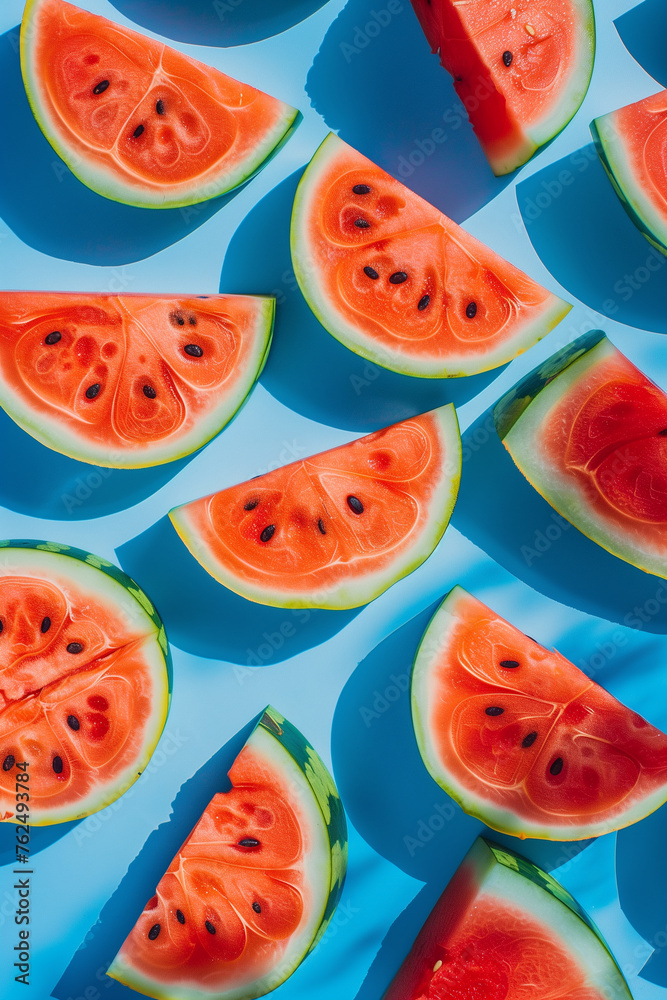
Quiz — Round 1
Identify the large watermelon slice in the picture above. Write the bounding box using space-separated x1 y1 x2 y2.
384 837 631 1000
20 0 300 208
0 291 273 469
410 0 596 175
494 330 667 579
291 134 570 378
108 706 347 1000
591 90 667 256
169 405 461 609
411 586 667 840
0 540 170 826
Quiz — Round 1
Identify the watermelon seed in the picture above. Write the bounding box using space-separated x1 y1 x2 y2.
465 301 477 318
188 315 197 325
418 295 430 311
502 50 513 66
389 271 408 284
176 910 185 924
658 429 667 436
85 383 101 400
156 99 165 115
354 219 370 229
364 266 379 280
485 706 504 716
260 525 276 543
549 757 564 775
143 385 157 399
353 184 371 194
499 659 519 668
41 616 51 633
244 500 259 511
92 80 109 95
171 312 185 326
133 124 145 138
67 715 80 731
2 755 15 771
52 756 64 774
252 902 262 914
318 519 327 535
347 496 364 514
148 924 161 940
521 731 537 748
433 960 443 972
525 23 536 35
238 838 260 847
184 344 203 357
205 921 216 935
45 331 61 345
0 621 3 633
67 642 84 654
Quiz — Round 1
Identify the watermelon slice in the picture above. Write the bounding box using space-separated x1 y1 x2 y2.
108 706 347 1000
20 0 301 209
291 134 570 378
0 540 170 826
411 586 667 840
0 291 273 469
169 405 461 609
591 90 667 256
494 330 667 579
410 0 596 175
385 837 631 1000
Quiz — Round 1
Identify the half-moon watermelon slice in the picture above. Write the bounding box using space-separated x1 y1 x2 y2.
291 134 570 378
591 90 667 256
410 0 596 175
21 0 301 208
108 706 347 1000
384 837 631 1000
0 291 274 469
0 540 170 826
494 330 667 578
169 405 461 609
411 586 667 840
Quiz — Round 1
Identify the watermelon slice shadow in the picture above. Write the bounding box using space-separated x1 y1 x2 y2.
615 0 667 90
116 516 362 662
0 27 236 265
220 170 504 433
516 145 667 334
452 408 667 632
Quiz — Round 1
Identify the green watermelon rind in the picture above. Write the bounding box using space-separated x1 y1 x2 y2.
411 585 667 840
107 705 347 1000
494 331 667 580
168 404 462 610
0 540 171 826
0 295 275 469
591 109 667 258
290 133 572 377
20 0 302 210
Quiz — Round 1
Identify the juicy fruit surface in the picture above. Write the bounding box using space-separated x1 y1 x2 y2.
293 136 568 376
0 292 272 467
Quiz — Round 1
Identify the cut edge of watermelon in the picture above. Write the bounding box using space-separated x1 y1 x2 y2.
168 404 462 610
20 0 302 209
0 295 275 469
290 133 571 376
591 108 667 258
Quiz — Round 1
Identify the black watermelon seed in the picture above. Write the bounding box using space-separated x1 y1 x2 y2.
252 902 262 914
502 50 513 67
143 385 157 399
133 124 145 138
148 923 161 940
67 715 80 731
318 518 327 535
658 429 667 436
156 99 165 115
522 731 538 748
41 616 51 633
500 659 519 669
454 74 462 81
418 295 430 311
347 495 364 514
244 499 259 511
238 838 260 848
184 343 203 357
364 266 379 280
67 642 83 654
0 621 3 634
205 920 216 935
45 331 61 345
93 80 110 95
260 525 275 543
2 754 15 771
389 271 408 284
176 909 185 924
188 315 197 325
52 756 64 774
353 184 371 194
485 706 504 716
465 301 478 318
85 383 101 400
172 313 185 326
550 757 564 776
354 218 370 229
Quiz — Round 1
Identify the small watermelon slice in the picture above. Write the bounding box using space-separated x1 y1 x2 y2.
494 330 667 578
411 586 667 840
291 134 570 378
591 90 667 256
384 837 631 1000
21 0 301 208
108 706 347 1000
0 291 274 469
410 0 596 175
0 540 170 826
169 406 461 609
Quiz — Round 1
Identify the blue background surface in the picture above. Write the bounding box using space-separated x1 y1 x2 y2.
1 0 667 998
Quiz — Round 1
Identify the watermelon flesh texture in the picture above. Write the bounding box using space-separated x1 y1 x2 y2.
494 330 667 578
108 706 347 1000
20 0 301 208
384 837 632 1000
169 405 461 610
0 541 170 826
411 586 667 840
291 134 571 377
591 90 667 256
410 0 595 175
0 292 274 469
